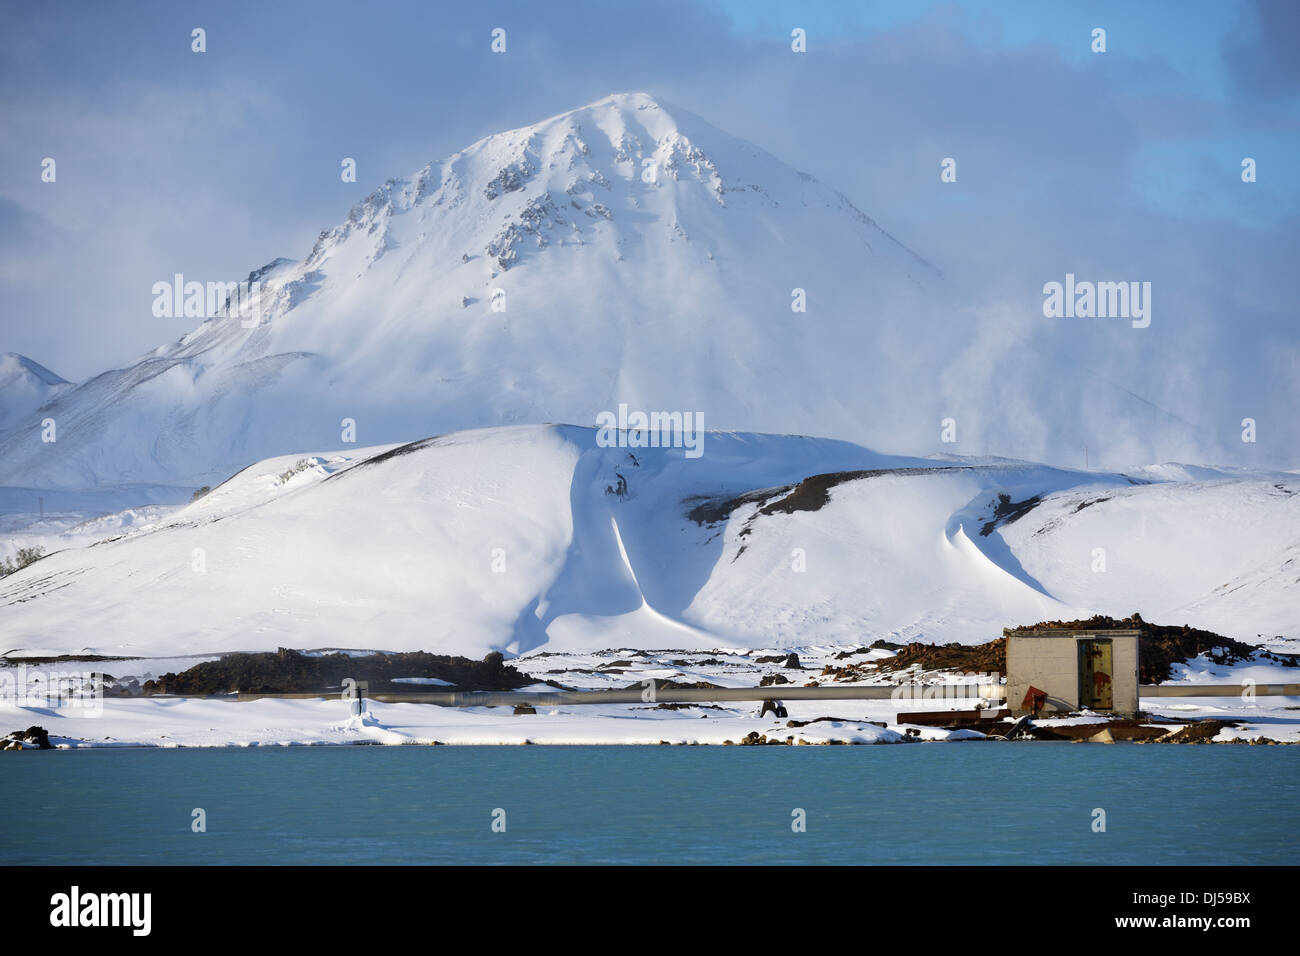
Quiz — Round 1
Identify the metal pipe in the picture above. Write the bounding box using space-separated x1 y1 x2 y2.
1139 683 1300 698
238 682 1009 707
231 682 1300 706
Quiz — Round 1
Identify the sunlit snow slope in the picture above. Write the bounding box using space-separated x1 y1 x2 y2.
2 425 1294 658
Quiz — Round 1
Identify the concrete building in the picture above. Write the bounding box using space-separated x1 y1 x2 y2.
1005 628 1140 717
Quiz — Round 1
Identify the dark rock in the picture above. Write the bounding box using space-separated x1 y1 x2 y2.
3 726 52 750
142 648 531 696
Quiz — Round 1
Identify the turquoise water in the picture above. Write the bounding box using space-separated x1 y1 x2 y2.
2 744 1296 865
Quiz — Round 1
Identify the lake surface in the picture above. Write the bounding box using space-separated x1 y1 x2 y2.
3 744 1297 865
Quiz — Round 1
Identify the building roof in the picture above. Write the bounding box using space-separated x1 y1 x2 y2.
1003 628 1141 639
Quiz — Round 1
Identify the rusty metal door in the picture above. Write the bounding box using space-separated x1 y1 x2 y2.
1079 639 1113 710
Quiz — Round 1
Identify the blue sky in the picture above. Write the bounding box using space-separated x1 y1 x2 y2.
1 0 1296 462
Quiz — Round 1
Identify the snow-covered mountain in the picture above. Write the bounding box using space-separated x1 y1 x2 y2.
0 92 939 489
2 424 1295 659
3 94 1293 662
0 353 71 434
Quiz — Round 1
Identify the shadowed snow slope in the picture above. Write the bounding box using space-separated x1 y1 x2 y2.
0 92 938 489
1 425 1295 658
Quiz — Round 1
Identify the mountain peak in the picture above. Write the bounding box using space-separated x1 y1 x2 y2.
1 352 69 388
576 90 668 110
0 353 72 434
552 91 681 132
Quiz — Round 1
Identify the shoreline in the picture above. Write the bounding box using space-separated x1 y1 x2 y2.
6 700 1297 750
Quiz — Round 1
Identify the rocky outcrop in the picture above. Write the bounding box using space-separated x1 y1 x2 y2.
3 726 53 750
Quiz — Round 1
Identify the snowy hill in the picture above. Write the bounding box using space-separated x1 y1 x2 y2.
0 353 71 434
0 92 938 489
2 425 1295 659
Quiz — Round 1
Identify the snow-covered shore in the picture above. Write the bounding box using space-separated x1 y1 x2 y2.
5 643 1296 748
6 691 1297 749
